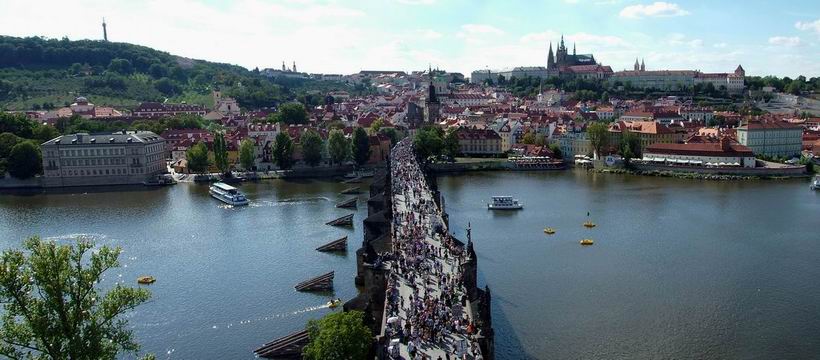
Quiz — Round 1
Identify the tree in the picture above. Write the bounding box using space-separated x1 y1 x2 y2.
521 131 536 145
300 130 324 167
273 132 294 169
442 127 460 158
0 237 152 360
0 132 20 158
7 141 42 179
327 129 349 166
351 127 371 166
548 143 562 158
239 139 255 171
586 122 610 159
303 311 372 360
153 78 179 96
213 132 229 173
379 128 399 146
32 125 59 143
186 142 210 173
273 103 308 125
107 58 133 75
413 127 443 160
370 118 384 134
620 130 641 165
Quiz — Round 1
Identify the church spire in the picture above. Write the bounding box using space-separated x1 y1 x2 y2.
560 34 565 51
293 61 297 73
573 42 576 56
547 42 555 69
640 58 645 71
634 58 640 71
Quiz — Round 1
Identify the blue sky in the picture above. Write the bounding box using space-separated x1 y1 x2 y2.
0 0 818 77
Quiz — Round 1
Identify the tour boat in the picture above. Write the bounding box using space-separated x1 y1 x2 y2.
544 227 556 235
137 275 156 284
209 182 249 206
811 175 820 190
488 196 523 210
580 239 594 246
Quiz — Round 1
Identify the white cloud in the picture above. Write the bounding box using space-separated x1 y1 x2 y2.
795 19 820 34
713 42 727 48
459 24 504 35
666 33 703 48
619 2 690 19
416 29 443 39
768 36 801 47
396 0 437 4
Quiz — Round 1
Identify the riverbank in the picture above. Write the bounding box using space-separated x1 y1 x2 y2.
592 166 812 180
430 157 565 173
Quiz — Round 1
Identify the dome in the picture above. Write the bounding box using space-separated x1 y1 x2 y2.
75 96 88 103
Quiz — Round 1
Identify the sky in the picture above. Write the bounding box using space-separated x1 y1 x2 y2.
0 0 818 78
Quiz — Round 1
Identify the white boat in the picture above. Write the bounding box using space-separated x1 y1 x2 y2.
811 175 820 190
488 196 523 210
209 182 249 206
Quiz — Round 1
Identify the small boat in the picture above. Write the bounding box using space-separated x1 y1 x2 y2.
811 175 820 190
488 196 523 210
580 239 594 246
544 227 556 235
583 221 596 228
327 298 342 308
209 182 249 206
137 276 156 284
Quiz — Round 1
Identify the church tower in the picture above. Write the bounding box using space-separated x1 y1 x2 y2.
292 61 297 73
102 18 108 42
640 59 645 71
634 58 640 71
423 72 440 124
282 61 286 71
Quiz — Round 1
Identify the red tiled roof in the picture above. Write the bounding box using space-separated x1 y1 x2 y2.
645 142 753 157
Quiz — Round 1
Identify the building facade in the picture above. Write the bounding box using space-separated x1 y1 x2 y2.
644 137 756 167
41 131 167 187
457 128 503 156
736 120 803 157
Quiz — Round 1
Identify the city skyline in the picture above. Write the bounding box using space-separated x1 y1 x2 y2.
0 0 818 78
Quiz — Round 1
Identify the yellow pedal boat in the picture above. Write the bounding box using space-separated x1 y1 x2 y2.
327 298 342 308
580 239 594 245
137 276 156 285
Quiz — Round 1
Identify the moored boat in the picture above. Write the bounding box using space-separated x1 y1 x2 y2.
488 196 523 210
209 182 249 206
811 175 820 190
580 239 594 246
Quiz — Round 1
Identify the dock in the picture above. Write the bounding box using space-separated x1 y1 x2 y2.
294 271 334 291
340 186 360 195
325 214 354 227
316 236 348 252
254 329 310 359
335 197 357 209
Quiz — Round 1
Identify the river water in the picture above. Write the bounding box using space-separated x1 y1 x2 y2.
0 171 818 359
438 170 820 359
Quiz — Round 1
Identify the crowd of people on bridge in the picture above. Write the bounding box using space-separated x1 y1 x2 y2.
383 139 483 360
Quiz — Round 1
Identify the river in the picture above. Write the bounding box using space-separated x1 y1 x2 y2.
0 171 818 359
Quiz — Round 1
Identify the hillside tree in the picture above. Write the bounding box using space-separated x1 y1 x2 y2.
300 129 324 167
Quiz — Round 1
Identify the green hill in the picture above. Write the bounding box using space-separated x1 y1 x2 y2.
0 36 353 111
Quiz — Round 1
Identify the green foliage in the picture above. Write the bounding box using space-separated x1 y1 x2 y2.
351 127 371 166
586 122 610 158
239 139 255 170
107 58 133 75
186 142 210 173
300 129 324 167
7 140 42 179
153 77 180 97
620 130 641 164
212 132 229 173
413 126 443 160
443 127 460 158
272 103 308 125
0 236 152 360
273 132 294 170
548 142 562 158
327 129 350 166
0 112 35 138
32 124 59 143
521 131 536 145
378 128 399 146
370 118 384 134
0 132 20 158
303 311 372 360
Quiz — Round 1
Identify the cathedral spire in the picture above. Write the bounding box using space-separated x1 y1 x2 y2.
573 42 576 56
640 58 645 71
547 42 555 69
634 58 640 71
560 34 565 51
